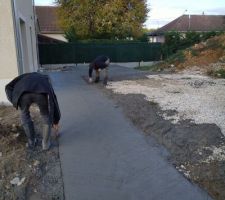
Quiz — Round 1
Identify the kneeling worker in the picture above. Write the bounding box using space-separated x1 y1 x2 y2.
5 72 61 150
89 55 110 85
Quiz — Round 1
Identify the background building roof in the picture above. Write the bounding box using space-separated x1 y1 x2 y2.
149 15 225 35
36 6 63 34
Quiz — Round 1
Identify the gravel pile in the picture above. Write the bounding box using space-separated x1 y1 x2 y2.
107 72 225 136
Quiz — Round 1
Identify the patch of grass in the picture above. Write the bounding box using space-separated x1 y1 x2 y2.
207 68 225 79
166 50 186 64
190 49 199 56
215 69 225 78
136 50 187 72
205 39 223 50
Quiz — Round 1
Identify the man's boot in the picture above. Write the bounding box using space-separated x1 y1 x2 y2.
42 124 51 150
95 76 100 83
23 121 36 149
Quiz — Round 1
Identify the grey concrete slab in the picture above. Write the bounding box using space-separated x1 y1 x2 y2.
111 61 160 68
49 65 212 200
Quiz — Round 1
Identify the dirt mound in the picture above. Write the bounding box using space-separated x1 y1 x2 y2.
179 49 224 68
178 34 225 70
154 34 225 77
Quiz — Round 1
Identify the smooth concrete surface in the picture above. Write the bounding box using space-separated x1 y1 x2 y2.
42 61 160 71
49 65 212 200
112 61 160 68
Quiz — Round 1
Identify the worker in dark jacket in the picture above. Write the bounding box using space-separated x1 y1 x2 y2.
89 55 110 85
5 72 61 150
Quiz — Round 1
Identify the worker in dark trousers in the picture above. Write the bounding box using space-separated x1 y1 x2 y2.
5 72 61 150
89 55 110 85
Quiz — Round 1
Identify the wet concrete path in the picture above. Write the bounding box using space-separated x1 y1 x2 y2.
49 65 211 200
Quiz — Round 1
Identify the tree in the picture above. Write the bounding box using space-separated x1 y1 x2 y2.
56 0 149 40
137 28 155 42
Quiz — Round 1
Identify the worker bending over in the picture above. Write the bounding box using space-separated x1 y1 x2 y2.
5 72 61 150
89 55 110 85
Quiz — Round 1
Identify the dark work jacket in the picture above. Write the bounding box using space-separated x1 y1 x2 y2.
89 55 110 78
5 72 61 125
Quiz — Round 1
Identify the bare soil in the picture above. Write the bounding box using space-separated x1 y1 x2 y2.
181 34 225 71
0 105 64 200
96 79 225 200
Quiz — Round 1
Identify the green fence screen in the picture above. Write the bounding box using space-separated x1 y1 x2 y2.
38 42 162 64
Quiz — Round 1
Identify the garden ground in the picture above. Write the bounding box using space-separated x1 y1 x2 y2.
0 105 63 200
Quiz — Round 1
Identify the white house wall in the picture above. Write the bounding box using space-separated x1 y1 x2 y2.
14 0 38 74
0 0 39 103
149 36 165 43
0 0 18 79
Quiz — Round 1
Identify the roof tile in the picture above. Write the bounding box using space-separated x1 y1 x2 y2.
150 15 225 35
35 6 63 34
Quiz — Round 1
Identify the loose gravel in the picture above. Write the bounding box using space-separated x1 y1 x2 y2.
107 72 225 136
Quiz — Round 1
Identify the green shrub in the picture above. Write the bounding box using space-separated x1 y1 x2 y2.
190 49 199 56
162 31 224 59
200 31 217 41
166 50 185 63
206 38 223 49
215 69 225 78
207 68 225 79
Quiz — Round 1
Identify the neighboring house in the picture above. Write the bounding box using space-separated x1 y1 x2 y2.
148 15 225 43
0 0 39 103
35 6 67 42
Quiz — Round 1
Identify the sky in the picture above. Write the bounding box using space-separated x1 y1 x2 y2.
35 0 225 29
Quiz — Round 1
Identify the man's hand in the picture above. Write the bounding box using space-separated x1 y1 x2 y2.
53 124 60 137
89 78 93 83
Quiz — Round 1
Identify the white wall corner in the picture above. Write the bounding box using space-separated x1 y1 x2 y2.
0 79 12 104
